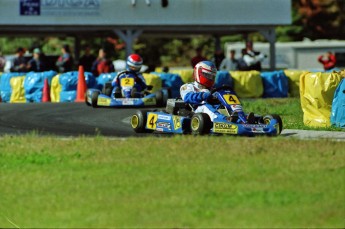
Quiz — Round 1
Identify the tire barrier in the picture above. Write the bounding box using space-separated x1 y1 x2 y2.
230 70 263 98
151 72 183 98
300 71 343 127
260 70 288 98
331 77 345 127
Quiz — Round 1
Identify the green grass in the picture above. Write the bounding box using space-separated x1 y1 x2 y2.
241 97 343 131
1 135 344 228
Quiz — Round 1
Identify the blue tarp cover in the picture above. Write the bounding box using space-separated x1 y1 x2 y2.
261 70 289 98
331 78 345 128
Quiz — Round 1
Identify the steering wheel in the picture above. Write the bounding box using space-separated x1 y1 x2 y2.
210 85 233 95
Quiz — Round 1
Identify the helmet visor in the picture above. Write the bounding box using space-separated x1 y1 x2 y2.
198 67 215 81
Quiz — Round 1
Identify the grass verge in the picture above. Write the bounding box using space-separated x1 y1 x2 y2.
0 135 344 228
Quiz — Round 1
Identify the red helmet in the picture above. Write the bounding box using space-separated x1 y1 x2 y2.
194 61 217 88
127 54 143 72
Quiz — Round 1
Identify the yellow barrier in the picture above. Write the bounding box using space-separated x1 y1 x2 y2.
143 73 162 93
9 76 26 103
230 70 263 98
170 69 193 83
300 71 343 127
50 75 62 103
284 69 307 97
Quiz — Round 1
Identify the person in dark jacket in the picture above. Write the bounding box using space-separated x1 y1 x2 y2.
56 44 74 73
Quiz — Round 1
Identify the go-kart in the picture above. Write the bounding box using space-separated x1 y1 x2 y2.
85 71 169 108
130 86 283 136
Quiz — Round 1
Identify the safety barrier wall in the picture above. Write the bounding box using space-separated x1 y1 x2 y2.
1 69 345 129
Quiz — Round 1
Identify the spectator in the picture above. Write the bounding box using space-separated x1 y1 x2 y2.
212 49 225 70
191 47 207 68
78 44 96 72
219 49 238 71
91 48 115 77
243 41 266 71
318 51 336 71
0 50 5 72
27 48 46 72
237 48 249 71
56 44 74 73
10 47 28 72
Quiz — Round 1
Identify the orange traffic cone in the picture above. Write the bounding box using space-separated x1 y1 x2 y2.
75 65 87 102
42 78 51 102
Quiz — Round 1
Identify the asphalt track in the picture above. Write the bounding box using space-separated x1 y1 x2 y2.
0 102 344 140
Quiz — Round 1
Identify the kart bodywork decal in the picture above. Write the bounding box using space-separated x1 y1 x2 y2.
173 115 182 130
223 94 240 105
120 78 135 87
97 97 111 106
142 97 156 105
213 122 238 134
146 113 158 130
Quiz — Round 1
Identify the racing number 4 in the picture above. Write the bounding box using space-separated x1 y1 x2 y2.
146 113 158 129
224 94 240 105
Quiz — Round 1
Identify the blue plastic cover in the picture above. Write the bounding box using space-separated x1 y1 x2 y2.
0 72 25 102
152 72 183 98
96 72 117 90
331 78 345 128
24 71 57 102
214 71 233 89
260 70 289 98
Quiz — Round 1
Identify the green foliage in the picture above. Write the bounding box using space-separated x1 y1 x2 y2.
0 135 344 228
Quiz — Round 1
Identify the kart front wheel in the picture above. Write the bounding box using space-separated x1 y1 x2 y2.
85 92 91 106
190 113 212 135
131 110 154 133
262 114 283 135
91 91 100 108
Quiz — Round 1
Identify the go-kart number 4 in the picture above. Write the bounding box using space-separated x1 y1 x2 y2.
146 113 158 129
223 94 240 105
121 78 135 87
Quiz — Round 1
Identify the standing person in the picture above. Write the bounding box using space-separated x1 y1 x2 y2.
191 47 207 68
212 49 225 70
243 41 266 71
56 44 74 73
78 44 96 72
91 48 115 77
10 47 28 72
219 49 238 71
27 48 46 72
237 48 249 71
0 50 5 72
318 51 336 71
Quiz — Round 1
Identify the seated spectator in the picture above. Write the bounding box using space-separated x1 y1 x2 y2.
91 48 115 76
56 44 74 73
318 51 336 71
10 47 28 72
219 49 238 71
78 44 96 72
191 47 207 68
27 48 46 72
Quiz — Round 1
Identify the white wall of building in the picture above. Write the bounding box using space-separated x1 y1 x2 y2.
225 40 345 70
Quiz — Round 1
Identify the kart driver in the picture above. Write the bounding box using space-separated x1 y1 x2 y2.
111 54 147 98
180 60 220 121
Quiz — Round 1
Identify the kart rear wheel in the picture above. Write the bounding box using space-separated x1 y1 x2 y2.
85 92 91 106
263 114 283 135
91 91 100 108
131 110 154 133
190 113 212 135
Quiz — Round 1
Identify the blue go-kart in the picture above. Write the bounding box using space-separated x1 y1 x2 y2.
131 86 283 136
85 71 169 108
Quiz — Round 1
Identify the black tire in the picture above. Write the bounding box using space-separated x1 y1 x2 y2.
262 114 283 135
156 90 167 107
85 92 91 106
91 91 100 108
190 113 212 135
131 110 154 133
102 82 112 96
131 87 140 98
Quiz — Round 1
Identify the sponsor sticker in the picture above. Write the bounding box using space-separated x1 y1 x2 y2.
213 122 238 134
97 97 111 106
158 115 171 121
143 97 156 105
146 113 158 130
173 116 182 130
122 99 135 105
157 122 171 130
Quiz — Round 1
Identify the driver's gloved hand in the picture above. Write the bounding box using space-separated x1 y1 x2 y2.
202 92 212 101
